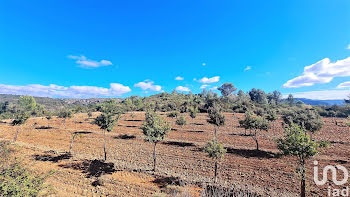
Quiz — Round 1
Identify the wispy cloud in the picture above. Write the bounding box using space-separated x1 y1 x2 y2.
283 57 350 88
200 85 210 89
202 62 206 66
347 44 350 50
175 76 184 81
336 81 350 89
284 89 349 100
0 83 131 98
197 76 220 83
244 66 251 71
210 86 218 91
134 80 162 92
175 86 190 92
68 55 113 68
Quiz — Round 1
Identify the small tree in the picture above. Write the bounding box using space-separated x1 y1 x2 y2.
142 111 171 171
252 116 270 151
12 96 36 142
189 106 198 120
45 112 52 128
175 116 186 126
204 138 226 183
94 111 120 161
69 132 82 154
265 108 277 131
239 111 270 150
12 112 30 142
58 110 73 129
207 104 225 137
277 124 318 197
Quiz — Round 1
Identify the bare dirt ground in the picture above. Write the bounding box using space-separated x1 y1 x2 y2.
0 112 349 196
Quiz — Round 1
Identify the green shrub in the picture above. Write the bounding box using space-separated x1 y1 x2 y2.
318 140 330 148
167 111 179 118
175 116 186 126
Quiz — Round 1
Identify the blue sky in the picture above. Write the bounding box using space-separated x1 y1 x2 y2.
0 0 350 99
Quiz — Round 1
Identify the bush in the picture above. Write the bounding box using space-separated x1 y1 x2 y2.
318 140 330 148
175 116 186 126
167 111 179 118
0 141 51 196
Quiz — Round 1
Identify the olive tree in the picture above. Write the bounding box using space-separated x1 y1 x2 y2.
58 110 73 129
45 112 52 128
12 112 30 142
142 111 171 171
277 124 318 197
207 103 225 137
12 96 36 142
94 111 121 161
239 111 270 150
204 138 226 183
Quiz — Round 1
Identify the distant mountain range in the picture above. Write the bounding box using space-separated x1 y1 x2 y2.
294 98 345 106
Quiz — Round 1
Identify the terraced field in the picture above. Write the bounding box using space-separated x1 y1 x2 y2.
0 112 349 196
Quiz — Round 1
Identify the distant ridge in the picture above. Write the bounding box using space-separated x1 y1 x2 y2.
294 98 344 106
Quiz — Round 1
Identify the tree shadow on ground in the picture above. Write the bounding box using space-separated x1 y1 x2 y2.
118 124 139 128
187 130 205 133
331 159 348 164
163 141 195 147
59 159 117 178
225 147 277 159
73 131 93 135
192 123 204 126
35 126 55 130
152 176 185 188
230 133 252 137
34 152 72 163
114 134 136 140
124 119 143 122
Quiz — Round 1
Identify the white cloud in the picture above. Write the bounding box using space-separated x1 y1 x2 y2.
68 55 113 68
347 44 350 50
210 86 218 91
202 62 206 66
175 76 184 81
337 81 350 89
175 86 190 92
134 81 162 92
283 57 350 88
244 66 251 71
0 83 131 98
197 76 220 83
283 90 349 100
200 85 210 89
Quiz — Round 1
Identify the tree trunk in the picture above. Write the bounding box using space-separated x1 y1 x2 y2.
153 143 157 172
214 160 218 183
69 134 75 153
300 160 306 197
252 130 259 151
13 126 20 142
103 130 107 161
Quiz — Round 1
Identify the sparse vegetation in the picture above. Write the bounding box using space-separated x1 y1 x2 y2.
142 111 171 171
277 124 318 197
204 138 226 183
